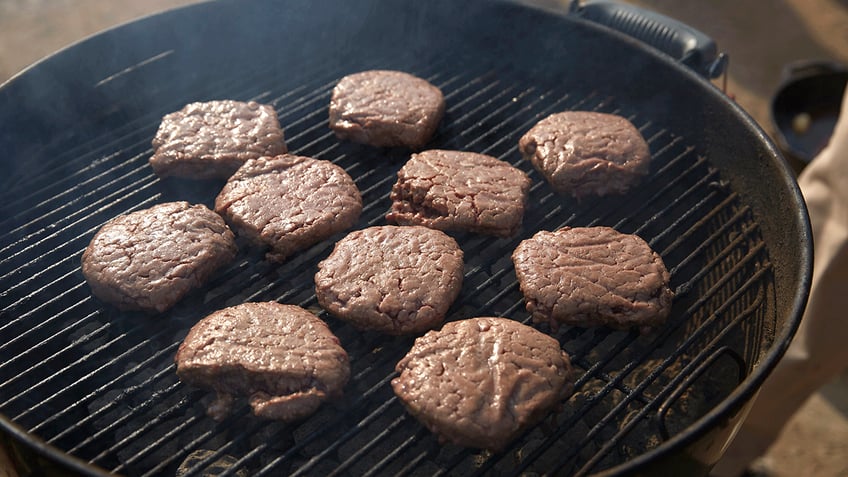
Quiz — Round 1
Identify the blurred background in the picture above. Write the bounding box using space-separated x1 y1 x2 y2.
1 0 846 476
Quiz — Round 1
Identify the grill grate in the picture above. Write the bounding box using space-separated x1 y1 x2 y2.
0 45 772 476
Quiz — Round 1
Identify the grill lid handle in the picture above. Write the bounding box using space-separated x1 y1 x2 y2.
569 0 728 79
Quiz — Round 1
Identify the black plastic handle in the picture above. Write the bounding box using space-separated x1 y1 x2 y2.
569 0 728 79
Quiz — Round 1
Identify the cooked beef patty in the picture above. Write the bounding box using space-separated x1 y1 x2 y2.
512 226 674 332
175 302 350 422
214 154 362 262
392 317 574 451
518 111 650 198
315 225 464 335
80 201 238 313
329 70 445 148
150 100 287 179
385 150 532 237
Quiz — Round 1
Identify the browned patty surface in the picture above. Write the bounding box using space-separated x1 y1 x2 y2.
518 111 650 198
315 226 464 335
150 100 287 179
175 302 350 421
215 154 362 262
512 226 674 331
392 317 574 451
329 70 445 148
81 201 238 313
386 149 531 237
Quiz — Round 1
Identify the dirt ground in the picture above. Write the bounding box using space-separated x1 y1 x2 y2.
764 374 848 477
1 1 847 476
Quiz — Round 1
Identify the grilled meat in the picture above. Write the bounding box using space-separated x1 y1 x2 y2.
392 317 574 451
214 154 362 262
512 226 674 332
175 302 350 421
386 149 531 237
81 201 238 313
519 111 650 198
329 70 445 148
315 225 464 335
150 100 287 179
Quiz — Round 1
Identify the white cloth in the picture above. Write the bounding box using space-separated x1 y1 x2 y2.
712 86 848 476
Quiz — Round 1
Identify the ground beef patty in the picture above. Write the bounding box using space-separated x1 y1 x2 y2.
518 111 650 198
80 201 237 313
150 100 287 179
315 226 464 335
175 302 350 421
386 150 531 237
329 70 445 148
392 317 574 451
214 154 362 262
512 226 674 332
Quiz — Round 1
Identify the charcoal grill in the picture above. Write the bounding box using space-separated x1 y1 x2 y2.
0 0 811 475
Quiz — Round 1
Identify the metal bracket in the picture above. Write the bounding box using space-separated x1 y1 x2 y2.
655 346 747 441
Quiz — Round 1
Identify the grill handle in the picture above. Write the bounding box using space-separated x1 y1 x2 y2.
569 0 728 79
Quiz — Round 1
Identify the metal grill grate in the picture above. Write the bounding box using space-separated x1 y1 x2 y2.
0 45 772 476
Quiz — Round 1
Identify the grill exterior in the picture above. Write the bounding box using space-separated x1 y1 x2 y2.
0 1 808 476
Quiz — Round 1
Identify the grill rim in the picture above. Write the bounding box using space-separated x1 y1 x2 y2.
593 44 810 477
0 414 113 477
0 0 812 475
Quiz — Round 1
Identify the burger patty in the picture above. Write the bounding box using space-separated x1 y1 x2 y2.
386 149 532 237
511 226 674 332
329 70 445 148
175 302 350 422
518 111 650 198
315 225 464 335
214 154 362 262
80 201 238 313
150 100 287 179
392 317 574 451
